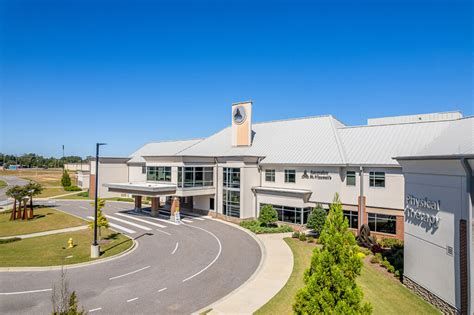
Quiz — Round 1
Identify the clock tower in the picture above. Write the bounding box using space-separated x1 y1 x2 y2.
231 101 252 147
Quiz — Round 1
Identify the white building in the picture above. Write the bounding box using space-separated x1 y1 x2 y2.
89 101 471 241
395 116 473 314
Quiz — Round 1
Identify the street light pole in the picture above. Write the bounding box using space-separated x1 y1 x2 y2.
91 142 106 258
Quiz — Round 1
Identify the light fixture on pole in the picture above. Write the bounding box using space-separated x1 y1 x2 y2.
91 142 107 258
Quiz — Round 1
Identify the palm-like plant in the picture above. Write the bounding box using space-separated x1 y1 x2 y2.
24 181 43 219
5 185 24 221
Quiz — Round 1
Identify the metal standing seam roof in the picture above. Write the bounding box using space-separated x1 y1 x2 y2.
177 115 347 165
127 114 472 167
128 139 203 163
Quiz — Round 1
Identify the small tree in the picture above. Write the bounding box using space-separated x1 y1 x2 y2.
293 193 372 314
24 181 43 219
6 185 23 221
306 204 327 235
259 204 278 226
88 198 109 239
61 170 71 187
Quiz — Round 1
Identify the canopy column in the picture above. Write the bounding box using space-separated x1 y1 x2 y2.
134 195 142 212
151 197 160 217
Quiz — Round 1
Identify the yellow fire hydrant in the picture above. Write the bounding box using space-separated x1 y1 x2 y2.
68 238 74 249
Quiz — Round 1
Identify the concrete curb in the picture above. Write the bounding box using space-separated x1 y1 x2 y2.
0 236 138 272
194 220 293 315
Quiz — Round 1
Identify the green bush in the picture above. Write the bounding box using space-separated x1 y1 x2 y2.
0 237 21 244
299 233 307 241
259 205 278 226
378 237 404 249
77 191 89 197
292 231 301 238
116 197 134 202
240 220 293 234
307 236 315 243
306 204 327 235
64 185 81 191
61 170 72 187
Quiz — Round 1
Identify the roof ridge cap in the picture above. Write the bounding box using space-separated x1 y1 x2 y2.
329 117 347 164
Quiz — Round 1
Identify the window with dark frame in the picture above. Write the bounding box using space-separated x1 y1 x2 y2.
368 213 396 234
265 169 275 182
369 171 385 187
346 171 356 186
284 169 296 183
146 166 172 182
343 210 358 229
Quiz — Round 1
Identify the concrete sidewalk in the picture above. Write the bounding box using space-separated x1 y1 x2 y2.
0 225 88 240
205 232 294 315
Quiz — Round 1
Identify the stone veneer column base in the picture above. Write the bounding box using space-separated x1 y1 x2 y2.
403 276 459 315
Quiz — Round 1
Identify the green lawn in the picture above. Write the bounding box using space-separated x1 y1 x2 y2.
0 207 85 237
0 228 133 267
357 262 440 314
38 187 68 198
58 192 91 200
256 237 439 315
0 180 7 189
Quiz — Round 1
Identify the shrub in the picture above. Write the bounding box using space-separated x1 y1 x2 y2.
299 233 307 242
64 185 81 191
292 231 301 238
357 252 366 259
61 170 72 187
378 237 404 249
293 194 372 314
240 220 293 234
77 191 89 197
306 204 326 235
259 205 278 226
0 237 21 244
307 236 315 243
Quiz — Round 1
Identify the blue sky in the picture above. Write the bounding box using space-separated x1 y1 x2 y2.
1 0 472 158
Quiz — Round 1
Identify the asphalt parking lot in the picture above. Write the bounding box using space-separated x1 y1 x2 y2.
0 200 262 314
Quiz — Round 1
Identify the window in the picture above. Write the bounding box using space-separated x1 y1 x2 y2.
260 203 313 225
284 169 296 183
223 168 240 217
141 166 146 174
147 166 171 182
343 210 358 229
346 171 356 186
265 169 275 182
177 167 213 188
368 213 396 234
369 172 385 187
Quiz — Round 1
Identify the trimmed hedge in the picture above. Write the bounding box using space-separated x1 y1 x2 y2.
64 185 82 191
240 220 293 234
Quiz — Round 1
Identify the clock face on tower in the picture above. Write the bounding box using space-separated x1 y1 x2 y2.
233 106 246 124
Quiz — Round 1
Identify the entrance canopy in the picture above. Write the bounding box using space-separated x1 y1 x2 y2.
104 182 177 197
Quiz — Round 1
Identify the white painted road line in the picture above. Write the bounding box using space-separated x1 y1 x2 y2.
126 297 139 303
0 288 52 295
182 224 222 283
192 217 205 221
151 215 180 226
105 215 152 231
182 219 193 223
158 287 167 293
109 265 151 280
87 216 136 234
88 307 102 312
78 206 88 210
115 213 167 228
171 242 179 255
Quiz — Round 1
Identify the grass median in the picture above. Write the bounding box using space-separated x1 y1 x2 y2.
0 207 85 237
0 180 7 189
255 237 439 315
0 228 133 267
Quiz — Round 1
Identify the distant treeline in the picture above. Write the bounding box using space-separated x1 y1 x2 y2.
0 153 89 169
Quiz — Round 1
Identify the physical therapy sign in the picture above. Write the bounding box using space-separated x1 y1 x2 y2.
405 195 441 227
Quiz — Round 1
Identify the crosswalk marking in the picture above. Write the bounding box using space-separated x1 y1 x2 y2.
182 219 193 223
87 216 136 234
105 215 152 231
115 213 167 228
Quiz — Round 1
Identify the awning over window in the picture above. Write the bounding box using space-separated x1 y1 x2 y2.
251 186 313 203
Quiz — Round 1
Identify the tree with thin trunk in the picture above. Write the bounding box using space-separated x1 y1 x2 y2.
5 185 23 221
24 181 43 219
